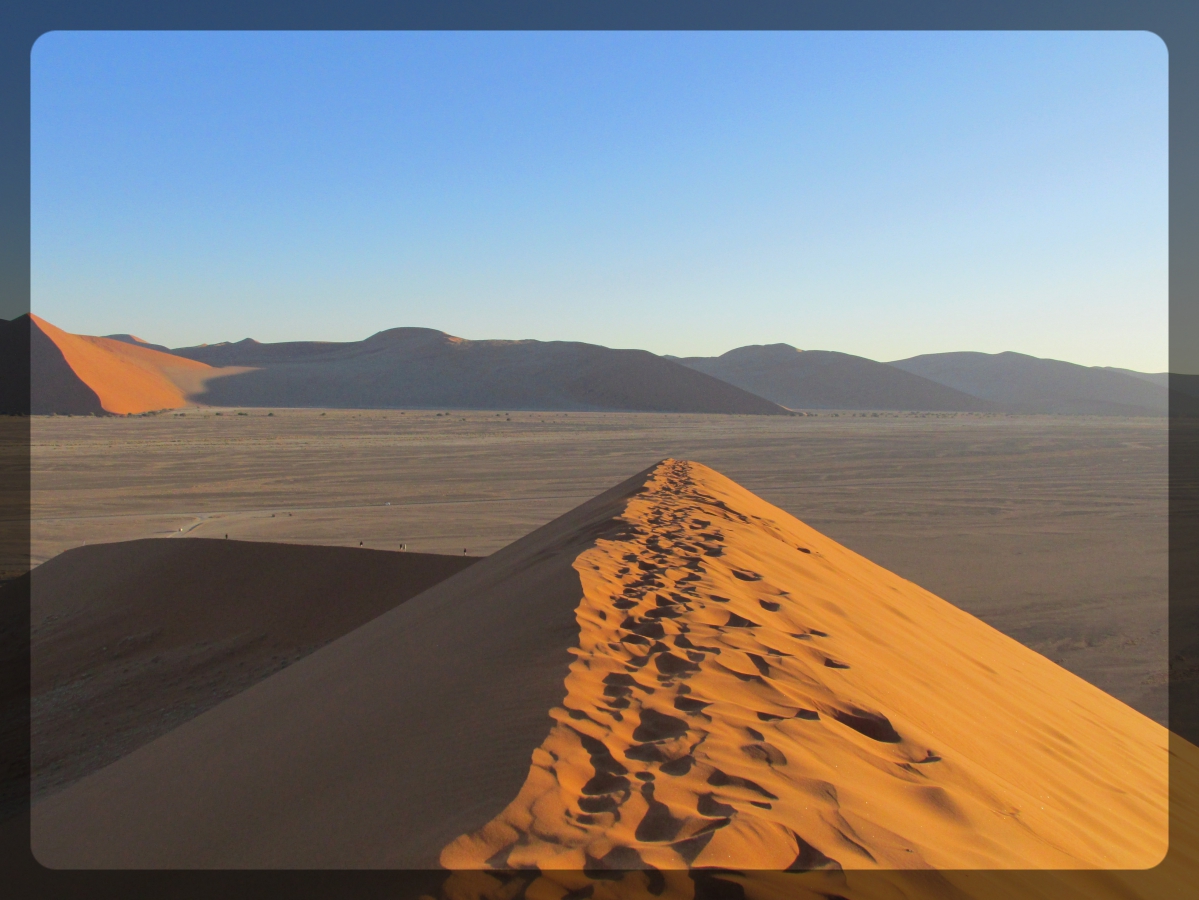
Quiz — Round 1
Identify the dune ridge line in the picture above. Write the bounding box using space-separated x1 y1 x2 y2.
28 314 246 414
441 459 1167 876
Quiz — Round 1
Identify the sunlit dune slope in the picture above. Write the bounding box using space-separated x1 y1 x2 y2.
31 461 1168 875
30 466 657 868
442 460 1167 873
29 314 231 414
1 314 100 415
441 730 1197 900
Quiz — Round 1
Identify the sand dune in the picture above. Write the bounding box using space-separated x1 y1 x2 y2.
29 467 650 867
13 315 1174 417
23 317 789 415
890 351 1168 416
1102 366 1169 388
26 538 478 801
169 328 791 415
31 314 215 414
32 461 1170 878
441 460 1165 875
102 333 172 353
444 730 1198 899
9 314 249 415
1 314 102 415
18 316 1172 417
674 345 994 412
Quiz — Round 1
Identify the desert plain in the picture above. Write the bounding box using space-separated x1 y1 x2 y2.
19 406 1199 900
27 407 1166 728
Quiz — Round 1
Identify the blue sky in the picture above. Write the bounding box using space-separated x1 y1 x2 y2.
31 30 1167 370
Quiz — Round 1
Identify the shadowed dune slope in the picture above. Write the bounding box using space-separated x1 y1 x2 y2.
171 328 790 414
30 466 658 868
890 351 1168 416
674 345 994 412
0 314 102 415
34 462 1169 874
24 538 479 802
26 315 219 415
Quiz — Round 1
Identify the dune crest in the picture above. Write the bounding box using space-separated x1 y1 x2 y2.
28 315 247 414
441 459 1167 874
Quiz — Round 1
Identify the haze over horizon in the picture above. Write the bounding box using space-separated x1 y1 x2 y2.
30 31 1167 371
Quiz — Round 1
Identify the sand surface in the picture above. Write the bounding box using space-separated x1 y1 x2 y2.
28 410 1169 728
22 538 477 801
437 736 1198 900
30 314 226 415
30 466 659 867
441 460 1166 877
30 460 1173 882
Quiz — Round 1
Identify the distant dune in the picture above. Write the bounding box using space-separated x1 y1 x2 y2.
2 314 241 415
168 328 790 415
102 333 172 354
19 318 788 416
24 538 478 801
673 344 994 411
890 351 1168 417
1102 366 1169 389
2 314 98 415
11 315 1175 417
33 460 1171 879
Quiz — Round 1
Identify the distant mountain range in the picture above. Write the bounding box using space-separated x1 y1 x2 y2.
4 315 785 416
160 326 789 415
1 314 1179 417
669 345 995 412
889 351 1168 416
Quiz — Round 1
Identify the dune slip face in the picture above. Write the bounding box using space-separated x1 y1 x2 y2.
441 460 1167 878
25 314 246 415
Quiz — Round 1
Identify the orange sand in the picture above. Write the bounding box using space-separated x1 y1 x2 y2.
441 460 1167 876
31 314 224 414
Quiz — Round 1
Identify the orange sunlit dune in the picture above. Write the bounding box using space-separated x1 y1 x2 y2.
30 314 237 414
30 460 1189 899
442 460 1167 878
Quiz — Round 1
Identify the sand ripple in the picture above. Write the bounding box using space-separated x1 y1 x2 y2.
441 460 1167 879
